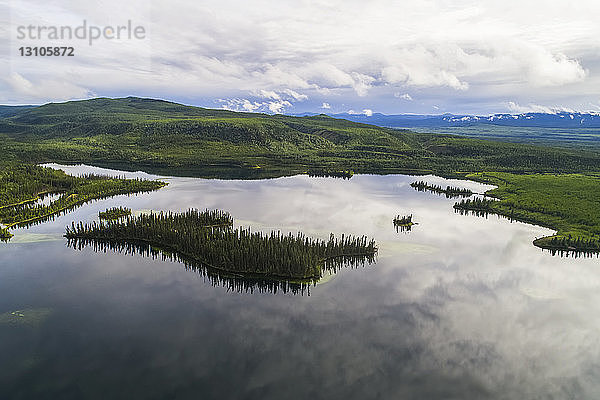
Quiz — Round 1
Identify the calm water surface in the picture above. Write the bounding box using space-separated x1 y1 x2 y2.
1 164 599 399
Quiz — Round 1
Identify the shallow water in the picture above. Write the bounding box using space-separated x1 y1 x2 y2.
1 164 599 399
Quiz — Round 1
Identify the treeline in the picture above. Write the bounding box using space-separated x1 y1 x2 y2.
99 207 132 221
533 235 600 257
547 235 599 250
307 169 354 179
411 181 473 198
65 209 377 281
453 198 496 212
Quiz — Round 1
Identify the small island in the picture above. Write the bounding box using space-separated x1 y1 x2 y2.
411 181 473 198
393 214 415 232
65 209 378 282
99 207 132 221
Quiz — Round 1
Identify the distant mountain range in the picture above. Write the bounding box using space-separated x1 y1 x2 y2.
294 112 600 128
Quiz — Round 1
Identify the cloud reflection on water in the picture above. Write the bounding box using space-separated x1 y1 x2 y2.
1 165 599 398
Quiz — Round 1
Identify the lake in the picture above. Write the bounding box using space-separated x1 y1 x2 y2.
1 164 599 399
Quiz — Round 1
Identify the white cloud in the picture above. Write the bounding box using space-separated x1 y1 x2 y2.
395 93 413 101
3 72 94 102
321 102 331 109
347 109 373 116
283 89 308 101
218 98 292 114
506 101 575 114
381 45 470 91
252 89 308 102
526 51 587 87
268 100 292 114
218 98 262 112
2 0 600 113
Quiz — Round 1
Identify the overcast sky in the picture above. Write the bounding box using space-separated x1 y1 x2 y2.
2 0 600 115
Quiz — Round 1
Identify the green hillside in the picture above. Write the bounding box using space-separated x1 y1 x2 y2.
1 97 599 179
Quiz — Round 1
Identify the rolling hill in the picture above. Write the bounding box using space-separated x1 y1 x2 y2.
1 97 599 179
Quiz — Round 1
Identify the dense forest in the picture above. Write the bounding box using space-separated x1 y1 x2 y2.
65 209 378 282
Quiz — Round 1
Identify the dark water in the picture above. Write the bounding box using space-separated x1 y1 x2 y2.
1 164 599 399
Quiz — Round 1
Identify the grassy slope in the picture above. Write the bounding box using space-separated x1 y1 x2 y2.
1 97 599 250
466 172 600 241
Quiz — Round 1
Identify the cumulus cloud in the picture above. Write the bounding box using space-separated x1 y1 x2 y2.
2 0 600 113
348 109 374 116
218 98 292 114
218 98 262 112
253 90 281 101
381 45 470 91
3 72 94 102
283 89 308 101
506 101 575 114
229 88 306 113
350 72 376 96
395 93 413 101
267 100 292 114
321 102 331 109
525 51 587 86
